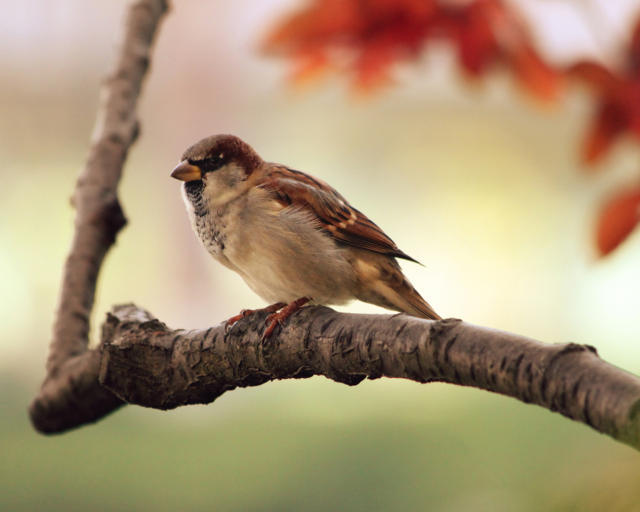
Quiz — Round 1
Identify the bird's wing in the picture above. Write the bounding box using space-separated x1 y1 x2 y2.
256 165 420 263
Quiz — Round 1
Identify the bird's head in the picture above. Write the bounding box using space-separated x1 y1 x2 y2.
171 134 262 207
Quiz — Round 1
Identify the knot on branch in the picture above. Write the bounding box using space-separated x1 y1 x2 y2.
91 196 128 243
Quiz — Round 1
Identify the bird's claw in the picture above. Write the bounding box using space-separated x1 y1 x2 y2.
260 297 311 341
224 309 253 332
224 302 286 334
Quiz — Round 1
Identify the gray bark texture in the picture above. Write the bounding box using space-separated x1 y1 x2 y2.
28 0 640 453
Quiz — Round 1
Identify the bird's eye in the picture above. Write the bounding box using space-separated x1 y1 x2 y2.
199 153 227 174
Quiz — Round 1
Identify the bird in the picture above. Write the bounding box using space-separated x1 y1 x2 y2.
170 134 440 337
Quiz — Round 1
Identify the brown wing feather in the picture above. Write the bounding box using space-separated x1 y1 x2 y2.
257 165 420 263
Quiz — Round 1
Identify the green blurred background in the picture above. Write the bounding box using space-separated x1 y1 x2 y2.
2 1 640 510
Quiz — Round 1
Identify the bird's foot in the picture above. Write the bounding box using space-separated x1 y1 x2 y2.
225 302 286 332
262 297 311 340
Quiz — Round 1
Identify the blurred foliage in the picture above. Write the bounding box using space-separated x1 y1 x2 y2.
264 0 560 99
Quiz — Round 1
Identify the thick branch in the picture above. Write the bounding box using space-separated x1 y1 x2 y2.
33 303 640 451
30 0 168 428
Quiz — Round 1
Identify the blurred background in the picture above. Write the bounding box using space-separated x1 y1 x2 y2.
2 0 640 510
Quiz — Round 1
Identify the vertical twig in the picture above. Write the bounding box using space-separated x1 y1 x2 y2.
30 0 169 431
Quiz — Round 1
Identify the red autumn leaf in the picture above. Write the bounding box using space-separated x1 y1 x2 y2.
290 50 331 85
448 2 498 76
264 0 561 99
596 187 640 256
510 46 560 102
264 0 439 92
353 38 397 90
569 61 618 94
265 0 361 50
582 100 629 166
569 19 640 166
582 80 640 166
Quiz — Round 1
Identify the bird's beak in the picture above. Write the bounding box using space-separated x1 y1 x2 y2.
170 160 202 182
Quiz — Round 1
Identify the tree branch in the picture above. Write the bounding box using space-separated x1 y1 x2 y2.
30 0 168 429
33 303 640 451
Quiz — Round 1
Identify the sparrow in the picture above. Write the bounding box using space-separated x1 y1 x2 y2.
171 134 440 337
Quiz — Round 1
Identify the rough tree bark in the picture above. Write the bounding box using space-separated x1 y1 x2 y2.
29 0 640 452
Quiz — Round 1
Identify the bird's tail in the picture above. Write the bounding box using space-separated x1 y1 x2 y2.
395 282 441 320
355 256 441 320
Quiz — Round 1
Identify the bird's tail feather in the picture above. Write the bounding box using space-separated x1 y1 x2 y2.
358 276 441 320
397 285 441 320
354 254 441 320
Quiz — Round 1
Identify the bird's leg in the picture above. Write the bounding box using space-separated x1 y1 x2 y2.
262 297 311 340
225 302 286 331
